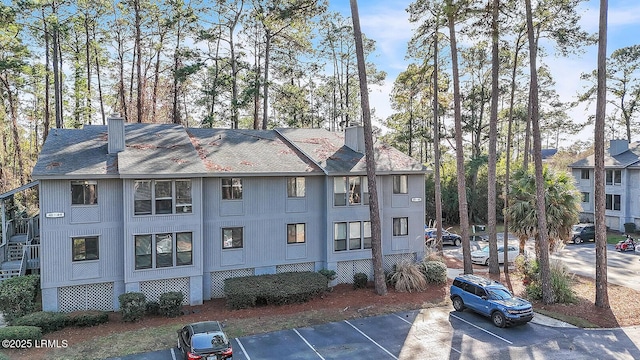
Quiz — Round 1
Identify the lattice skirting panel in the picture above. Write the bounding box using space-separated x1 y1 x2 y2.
58 282 114 312
140 277 190 305
210 268 254 298
336 253 417 284
337 259 373 284
383 253 416 272
276 262 315 273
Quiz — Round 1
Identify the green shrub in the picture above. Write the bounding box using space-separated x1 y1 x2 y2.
118 292 147 322
353 273 368 289
389 261 427 292
67 311 109 327
0 275 40 324
0 326 42 342
146 301 160 316
12 311 68 334
524 260 576 304
159 292 184 318
318 269 337 281
421 260 447 284
224 272 328 310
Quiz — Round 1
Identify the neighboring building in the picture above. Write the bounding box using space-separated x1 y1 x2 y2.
30 115 427 312
569 139 640 231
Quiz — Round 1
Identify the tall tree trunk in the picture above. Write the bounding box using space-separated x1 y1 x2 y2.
135 0 143 123
433 28 444 255
487 0 500 275
1 77 25 184
52 5 63 128
594 0 610 309
84 12 92 124
525 0 553 304
350 0 387 296
262 31 271 129
92 25 106 124
172 24 182 124
447 1 472 274
43 7 51 139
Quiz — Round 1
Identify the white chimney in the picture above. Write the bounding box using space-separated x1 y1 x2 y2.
108 113 125 154
609 139 628 156
345 125 365 154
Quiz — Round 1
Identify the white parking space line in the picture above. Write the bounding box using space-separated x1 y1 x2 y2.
235 338 251 360
394 314 413 325
170 347 177 360
293 328 325 359
450 313 513 344
344 320 398 359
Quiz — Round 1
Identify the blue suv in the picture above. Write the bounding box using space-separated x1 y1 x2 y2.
450 274 533 327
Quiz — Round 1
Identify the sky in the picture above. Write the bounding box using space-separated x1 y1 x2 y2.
328 0 640 148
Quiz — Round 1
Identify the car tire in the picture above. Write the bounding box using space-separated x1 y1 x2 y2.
454 238 461 246
485 258 489 266
574 236 583 244
492 311 506 328
452 296 465 312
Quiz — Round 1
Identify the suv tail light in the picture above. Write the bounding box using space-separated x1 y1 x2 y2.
187 352 203 360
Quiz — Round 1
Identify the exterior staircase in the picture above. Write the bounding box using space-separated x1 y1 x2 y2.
0 216 40 281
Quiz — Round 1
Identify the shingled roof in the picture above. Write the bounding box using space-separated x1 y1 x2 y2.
569 141 640 169
32 123 426 179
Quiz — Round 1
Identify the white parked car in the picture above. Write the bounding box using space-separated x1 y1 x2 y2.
471 245 519 265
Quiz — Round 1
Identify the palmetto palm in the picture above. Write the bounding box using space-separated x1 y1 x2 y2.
506 167 581 256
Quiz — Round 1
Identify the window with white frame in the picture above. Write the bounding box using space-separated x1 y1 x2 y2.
71 180 98 205
393 175 408 194
222 178 243 200
222 227 243 249
287 177 306 197
134 232 192 270
393 217 409 236
605 194 621 211
72 236 99 261
287 223 306 244
334 221 372 252
134 179 192 215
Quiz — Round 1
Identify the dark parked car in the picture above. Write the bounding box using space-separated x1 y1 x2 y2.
571 223 596 244
425 227 462 246
450 274 533 327
177 321 233 360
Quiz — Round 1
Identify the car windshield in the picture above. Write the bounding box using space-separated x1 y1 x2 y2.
480 246 503 253
487 288 512 300
192 333 228 352
572 225 583 232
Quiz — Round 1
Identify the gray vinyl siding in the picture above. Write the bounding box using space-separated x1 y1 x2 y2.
202 176 326 272
39 179 124 288
122 178 203 283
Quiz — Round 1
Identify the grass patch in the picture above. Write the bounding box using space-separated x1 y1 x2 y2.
534 309 599 328
607 233 627 245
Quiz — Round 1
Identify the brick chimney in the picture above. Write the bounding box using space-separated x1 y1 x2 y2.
345 125 365 154
609 139 628 156
108 113 125 154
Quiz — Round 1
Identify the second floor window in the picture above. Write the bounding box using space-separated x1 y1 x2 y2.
222 178 243 200
287 177 306 197
580 169 590 180
134 179 192 215
334 176 368 206
606 170 621 185
71 180 98 205
72 236 99 261
581 192 589 203
393 175 408 194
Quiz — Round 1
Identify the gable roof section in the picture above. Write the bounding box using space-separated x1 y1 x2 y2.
276 128 427 175
32 124 426 179
187 128 323 175
569 141 640 169
32 126 117 178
